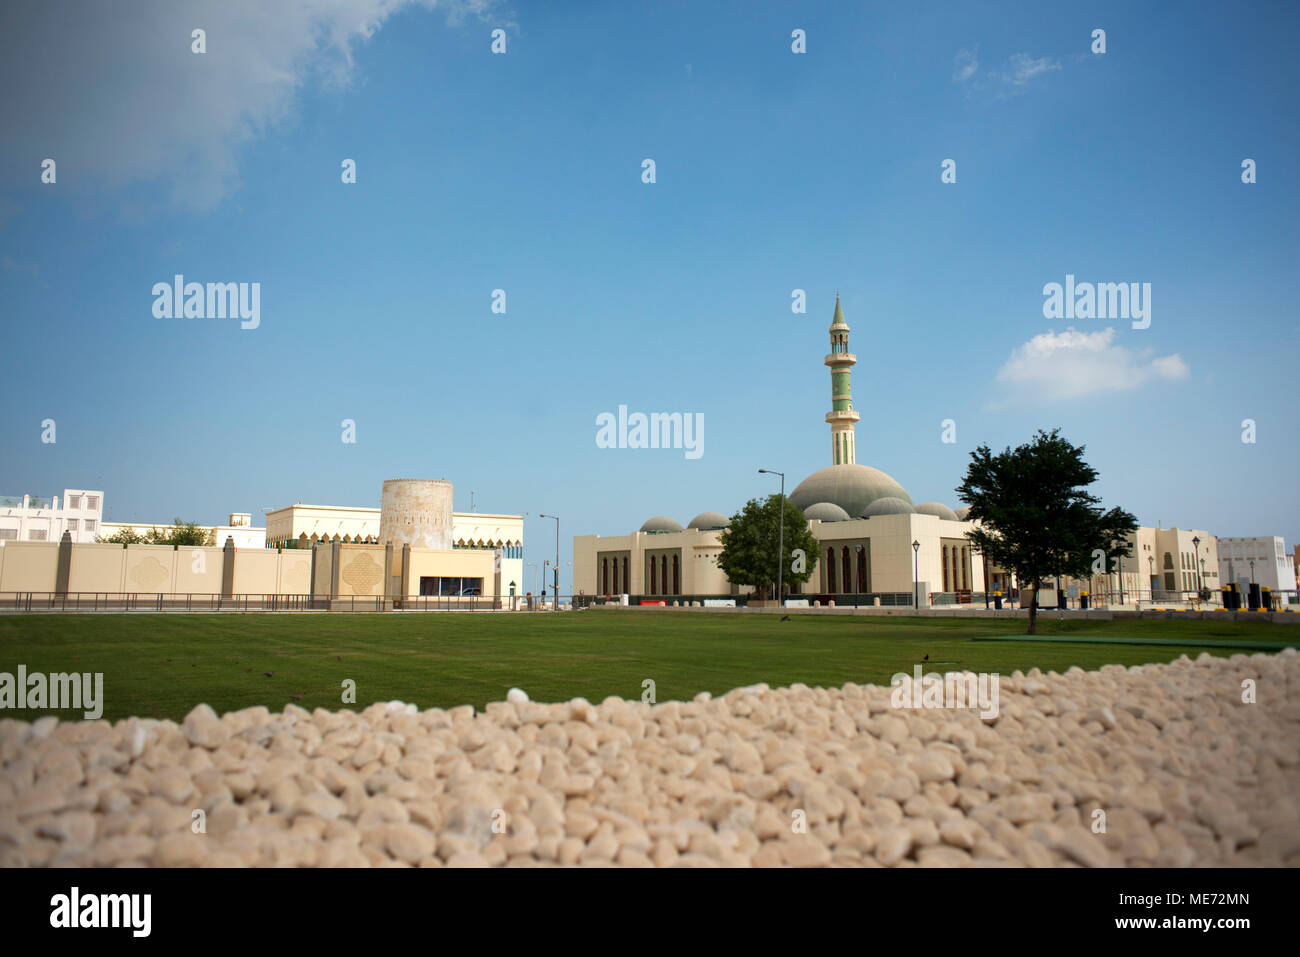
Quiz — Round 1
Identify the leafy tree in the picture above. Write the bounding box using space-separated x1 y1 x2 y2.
956 429 1137 634
96 526 145 545
146 519 216 547
717 495 820 600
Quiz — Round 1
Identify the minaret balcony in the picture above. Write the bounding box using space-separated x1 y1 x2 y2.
825 352 857 367
826 410 860 425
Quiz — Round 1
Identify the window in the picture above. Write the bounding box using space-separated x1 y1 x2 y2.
68 495 81 510
0 528 15 540
29 529 47 540
87 496 99 510
85 519 96 532
420 576 483 596
67 519 78 531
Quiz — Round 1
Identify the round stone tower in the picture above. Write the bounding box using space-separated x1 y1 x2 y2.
379 479 453 550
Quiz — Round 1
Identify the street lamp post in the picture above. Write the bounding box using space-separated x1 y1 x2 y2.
540 514 560 610
912 540 921 610
542 560 550 610
758 469 785 606
1192 536 1202 600
1147 555 1154 603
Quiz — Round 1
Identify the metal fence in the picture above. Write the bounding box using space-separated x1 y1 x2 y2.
0 592 512 613
0 592 322 612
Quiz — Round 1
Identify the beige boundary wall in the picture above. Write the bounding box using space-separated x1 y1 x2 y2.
0 540 498 599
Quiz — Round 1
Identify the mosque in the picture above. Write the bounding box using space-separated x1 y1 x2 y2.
572 297 999 604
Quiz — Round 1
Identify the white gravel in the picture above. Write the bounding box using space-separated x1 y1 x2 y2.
1 649 1297 867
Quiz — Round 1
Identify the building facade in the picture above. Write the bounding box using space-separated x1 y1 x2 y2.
264 502 524 600
0 490 104 544
1217 536 1296 595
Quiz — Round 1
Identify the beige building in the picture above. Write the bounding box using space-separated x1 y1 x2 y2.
264 502 524 599
574 508 988 604
1 477 527 606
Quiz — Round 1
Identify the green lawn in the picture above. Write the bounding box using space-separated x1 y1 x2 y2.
0 611 1294 722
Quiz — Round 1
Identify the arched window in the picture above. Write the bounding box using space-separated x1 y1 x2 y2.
827 548 837 592
621 556 628 594
661 556 668 595
841 547 851 596
650 557 657 594
601 559 608 595
942 546 950 591
856 547 868 593
672 554 679 595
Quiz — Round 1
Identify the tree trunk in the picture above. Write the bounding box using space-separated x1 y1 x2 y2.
1027 579 1039 635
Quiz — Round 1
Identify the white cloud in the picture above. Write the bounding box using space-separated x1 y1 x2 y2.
0 0 503 212
953 48 979 83
1005 53 1060 86
993 328 1189 405
954 49 1061 97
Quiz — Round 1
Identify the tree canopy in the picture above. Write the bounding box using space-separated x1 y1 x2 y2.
956 428 1137 634
97 519 215 547
717 495 820 600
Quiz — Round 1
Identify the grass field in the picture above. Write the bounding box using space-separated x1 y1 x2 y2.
0 610 1295 722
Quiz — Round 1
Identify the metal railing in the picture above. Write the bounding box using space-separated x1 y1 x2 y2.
0 592 322 612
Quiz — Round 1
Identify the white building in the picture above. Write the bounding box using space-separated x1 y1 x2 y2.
0 490 104 544
1217 536 1296 595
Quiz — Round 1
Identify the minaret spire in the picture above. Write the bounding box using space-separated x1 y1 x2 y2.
825 294 860 466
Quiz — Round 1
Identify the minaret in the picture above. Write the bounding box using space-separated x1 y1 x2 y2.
825 294 860 466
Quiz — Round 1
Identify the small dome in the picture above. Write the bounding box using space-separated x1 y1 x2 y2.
640 516 684 533
862 497 916 517
802 502 851 522
687 511 729 530
915 502 959 521
953 506 971 520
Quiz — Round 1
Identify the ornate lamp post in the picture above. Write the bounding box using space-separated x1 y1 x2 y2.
1192 536 1202 599
912 539 921 610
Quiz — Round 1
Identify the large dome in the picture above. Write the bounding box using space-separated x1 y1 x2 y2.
862 497 916 517
915 502 959 521
789 464 912 518
802 502 851 522
687 511 729 530
953 506 971 520
639 516 684 533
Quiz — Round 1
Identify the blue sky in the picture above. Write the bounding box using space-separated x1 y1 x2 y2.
2 0 1297 578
